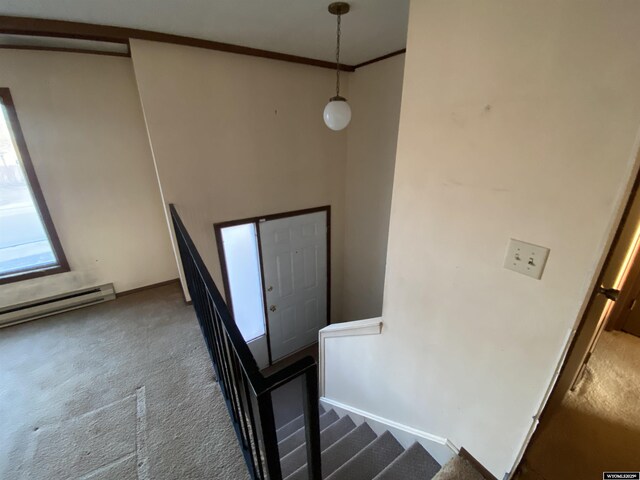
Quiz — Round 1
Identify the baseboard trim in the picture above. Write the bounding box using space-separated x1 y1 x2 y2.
116 279 180 297
320 396 458 466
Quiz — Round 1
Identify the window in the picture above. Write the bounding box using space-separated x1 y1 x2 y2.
218 223 267 342
0 88 68 284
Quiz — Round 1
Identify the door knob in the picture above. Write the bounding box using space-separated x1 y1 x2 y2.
597 286 620 302
270 305 277 312
267 286 273 292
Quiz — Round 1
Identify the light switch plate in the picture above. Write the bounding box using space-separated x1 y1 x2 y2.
504 239 550 280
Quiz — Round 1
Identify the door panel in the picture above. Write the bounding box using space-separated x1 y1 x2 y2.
303 246 319 288
622 304 640 336
280 305 297 341
304 298 319 330
276 252 294 297
612 263 640 338
260 211 328 361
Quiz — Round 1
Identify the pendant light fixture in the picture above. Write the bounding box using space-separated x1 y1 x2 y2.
324 2 351 131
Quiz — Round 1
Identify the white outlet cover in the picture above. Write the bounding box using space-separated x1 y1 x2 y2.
504 239 550 280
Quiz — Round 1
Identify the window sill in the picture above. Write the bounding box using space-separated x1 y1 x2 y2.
0 264 70 286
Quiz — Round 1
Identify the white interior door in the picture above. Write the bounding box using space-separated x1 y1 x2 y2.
259 210 328 361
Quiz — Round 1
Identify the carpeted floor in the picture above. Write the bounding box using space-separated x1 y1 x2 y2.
432 456 485 480
519 330 640 480
0 284 250 480
1 281 575 480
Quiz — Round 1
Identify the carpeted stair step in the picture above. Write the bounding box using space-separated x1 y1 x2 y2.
278 409 339 457
280 415 356 477
276 405 325 441
285 422 378 480
431 456 484 480
373 442 441 480
325 431 404 480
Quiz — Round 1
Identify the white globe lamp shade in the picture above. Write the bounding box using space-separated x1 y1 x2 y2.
323 96 351 131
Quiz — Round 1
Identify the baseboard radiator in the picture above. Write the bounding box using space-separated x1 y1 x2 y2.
0 284 116 329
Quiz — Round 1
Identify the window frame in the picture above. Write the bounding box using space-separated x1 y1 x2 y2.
0 88 69 284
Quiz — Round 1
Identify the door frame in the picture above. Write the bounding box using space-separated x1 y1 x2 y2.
604 231 640 332
513 149 640 476
214 205 331 367
561 177 640 394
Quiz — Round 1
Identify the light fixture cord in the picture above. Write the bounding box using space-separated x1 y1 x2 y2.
335 12 341 97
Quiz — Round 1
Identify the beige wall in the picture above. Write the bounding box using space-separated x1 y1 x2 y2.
324 1 640 476
550 146 640 408
343 55 405 320
130 39 347 321
0 50 177 307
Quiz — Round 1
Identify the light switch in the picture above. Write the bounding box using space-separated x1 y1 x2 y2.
504 239 550 280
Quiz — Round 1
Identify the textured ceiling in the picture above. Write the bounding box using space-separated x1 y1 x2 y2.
0 0 409 65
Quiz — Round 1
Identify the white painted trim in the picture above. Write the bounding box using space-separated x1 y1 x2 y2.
320 396 452 447
506 326 573 479
320 396 458 466
318 318 382 396
320 317 383 336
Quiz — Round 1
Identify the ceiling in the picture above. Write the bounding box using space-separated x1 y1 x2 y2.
0 0 410 65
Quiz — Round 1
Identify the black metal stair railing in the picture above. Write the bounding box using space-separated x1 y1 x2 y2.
170 204 322 480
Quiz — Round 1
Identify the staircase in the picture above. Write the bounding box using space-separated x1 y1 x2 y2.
170 206 446 480
276 406 442 480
